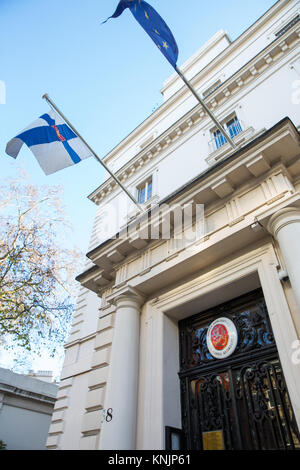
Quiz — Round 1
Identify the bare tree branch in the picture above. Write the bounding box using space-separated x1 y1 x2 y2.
0 173 83 355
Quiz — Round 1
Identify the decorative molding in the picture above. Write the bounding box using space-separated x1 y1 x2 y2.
89 25 300 206
77 122 300 297
267 207 300 237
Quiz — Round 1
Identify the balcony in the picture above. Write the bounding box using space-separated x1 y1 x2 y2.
211 118 243 151
206 119 257 166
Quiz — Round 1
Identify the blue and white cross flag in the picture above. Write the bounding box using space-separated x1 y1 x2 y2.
6 110 92 175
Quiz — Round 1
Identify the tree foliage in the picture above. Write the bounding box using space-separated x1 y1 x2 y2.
0 172 82 356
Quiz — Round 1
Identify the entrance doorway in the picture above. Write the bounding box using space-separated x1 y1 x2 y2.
179 289 300 450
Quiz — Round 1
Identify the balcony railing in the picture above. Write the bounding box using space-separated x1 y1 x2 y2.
209 119 243 153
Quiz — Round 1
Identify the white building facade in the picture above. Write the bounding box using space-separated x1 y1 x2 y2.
47 0 300 450
0 367 58 450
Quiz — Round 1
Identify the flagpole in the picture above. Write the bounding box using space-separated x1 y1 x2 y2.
42 93 145 213
175 67 238 150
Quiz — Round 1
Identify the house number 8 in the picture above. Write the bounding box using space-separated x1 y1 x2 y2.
106 408 113 422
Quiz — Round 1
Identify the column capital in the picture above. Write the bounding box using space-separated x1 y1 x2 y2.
106 286 145 309
267 207 300 238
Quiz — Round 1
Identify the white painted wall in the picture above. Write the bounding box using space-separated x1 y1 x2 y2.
0 404 52 450
101 0 299 171
0 368 57 450
162 315 181 432
54 0 300 450
92 0 300 245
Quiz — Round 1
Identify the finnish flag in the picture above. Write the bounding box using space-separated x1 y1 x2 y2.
6 110 92 175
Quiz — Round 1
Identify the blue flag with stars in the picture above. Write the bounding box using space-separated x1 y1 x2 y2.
104 0 179 69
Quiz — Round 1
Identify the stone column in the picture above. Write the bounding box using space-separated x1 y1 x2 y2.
268 207 300 312
99 288 144 450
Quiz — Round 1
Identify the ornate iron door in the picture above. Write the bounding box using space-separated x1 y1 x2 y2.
179 289 300 450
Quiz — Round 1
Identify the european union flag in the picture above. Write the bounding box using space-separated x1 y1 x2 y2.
104 0 179 69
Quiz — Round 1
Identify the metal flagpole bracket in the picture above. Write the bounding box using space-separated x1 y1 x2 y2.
42 93 145 214
175 67 238 151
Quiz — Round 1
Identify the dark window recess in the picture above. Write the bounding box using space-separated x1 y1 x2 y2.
165 427 185 450
137 176 153 204
213 116 242 150
275 14 300 38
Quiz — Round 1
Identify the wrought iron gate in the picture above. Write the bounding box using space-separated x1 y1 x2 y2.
179 289 300 450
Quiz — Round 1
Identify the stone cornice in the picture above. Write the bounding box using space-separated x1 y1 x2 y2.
161 30 231 93
0 383 56 405
89 22 300 205
98 0 291 169
161 0 291 93
77 119 300 296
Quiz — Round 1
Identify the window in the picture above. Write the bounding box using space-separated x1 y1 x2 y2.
213 115 242 150
137 176 153 204
165 427 184 450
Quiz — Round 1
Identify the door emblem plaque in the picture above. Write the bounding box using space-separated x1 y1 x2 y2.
207 317 238 359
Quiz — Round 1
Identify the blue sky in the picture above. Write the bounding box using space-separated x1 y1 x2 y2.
0 0 278 256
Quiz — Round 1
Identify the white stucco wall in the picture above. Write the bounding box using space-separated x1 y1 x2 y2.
101 0 299 172
0 404 53 450
49 0 300 450
91 0 300 245
0 368 57 450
